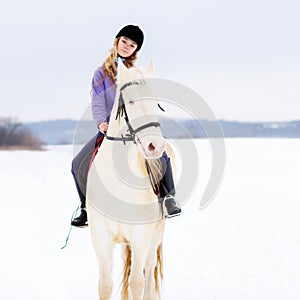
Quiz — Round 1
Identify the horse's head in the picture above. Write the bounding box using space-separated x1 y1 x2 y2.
115 59 166 159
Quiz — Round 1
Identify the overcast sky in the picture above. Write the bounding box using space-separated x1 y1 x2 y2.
1 0 299 122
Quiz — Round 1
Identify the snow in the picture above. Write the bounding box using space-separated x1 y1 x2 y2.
1 139 300 299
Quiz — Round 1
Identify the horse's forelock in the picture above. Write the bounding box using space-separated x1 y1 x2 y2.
118 65 152 85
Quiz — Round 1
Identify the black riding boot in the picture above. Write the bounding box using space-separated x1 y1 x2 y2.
71 209 88 227
159 154 182 218
71 198 88 227
70 171 88 227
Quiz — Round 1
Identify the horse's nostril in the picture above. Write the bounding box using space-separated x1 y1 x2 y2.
148 143 156 151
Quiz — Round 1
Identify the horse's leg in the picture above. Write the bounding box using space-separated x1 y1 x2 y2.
144 244 163 300
144 246 158 300
128 245 148 300
95 239 114 300
89 219 114 300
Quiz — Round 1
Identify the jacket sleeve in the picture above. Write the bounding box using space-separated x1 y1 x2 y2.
91 68 107 128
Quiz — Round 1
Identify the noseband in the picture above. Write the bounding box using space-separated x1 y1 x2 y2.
105 81 161 145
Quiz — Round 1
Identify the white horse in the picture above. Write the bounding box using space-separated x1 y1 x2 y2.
86 60 175 300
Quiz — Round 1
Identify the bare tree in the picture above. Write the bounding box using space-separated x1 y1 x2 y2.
0 117 42 150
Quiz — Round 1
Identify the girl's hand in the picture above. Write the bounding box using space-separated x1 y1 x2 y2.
99 122 109 133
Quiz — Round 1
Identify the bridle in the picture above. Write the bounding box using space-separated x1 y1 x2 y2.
104 80 162 145
104 80 165 199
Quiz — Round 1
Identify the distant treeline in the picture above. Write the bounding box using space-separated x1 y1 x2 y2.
22 118 300 145
0 118 42 150
174 119 300 138
3 117 299 149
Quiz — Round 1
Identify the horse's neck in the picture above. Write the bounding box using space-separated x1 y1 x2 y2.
101 138 146 179
99 134 153 203
106 117 121 137
106 89 124 137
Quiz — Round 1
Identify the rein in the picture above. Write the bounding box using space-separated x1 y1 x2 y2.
104 81 163 145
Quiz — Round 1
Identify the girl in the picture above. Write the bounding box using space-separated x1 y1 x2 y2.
71 25 181 227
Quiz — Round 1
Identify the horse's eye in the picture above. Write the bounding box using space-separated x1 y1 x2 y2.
129 100 134 105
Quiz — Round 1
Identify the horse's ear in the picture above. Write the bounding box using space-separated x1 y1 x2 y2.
117 58 128 83
147 59 154 73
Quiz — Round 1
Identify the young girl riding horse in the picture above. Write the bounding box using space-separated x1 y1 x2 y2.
71 24 181 227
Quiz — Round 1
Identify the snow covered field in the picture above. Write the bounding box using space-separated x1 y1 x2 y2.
1 139 300 300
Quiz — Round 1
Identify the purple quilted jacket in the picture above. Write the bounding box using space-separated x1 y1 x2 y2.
91 63 117 127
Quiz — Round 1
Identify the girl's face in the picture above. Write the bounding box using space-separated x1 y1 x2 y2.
117 36 138 58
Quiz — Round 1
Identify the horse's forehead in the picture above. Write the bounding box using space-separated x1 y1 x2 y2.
123 83 153 99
